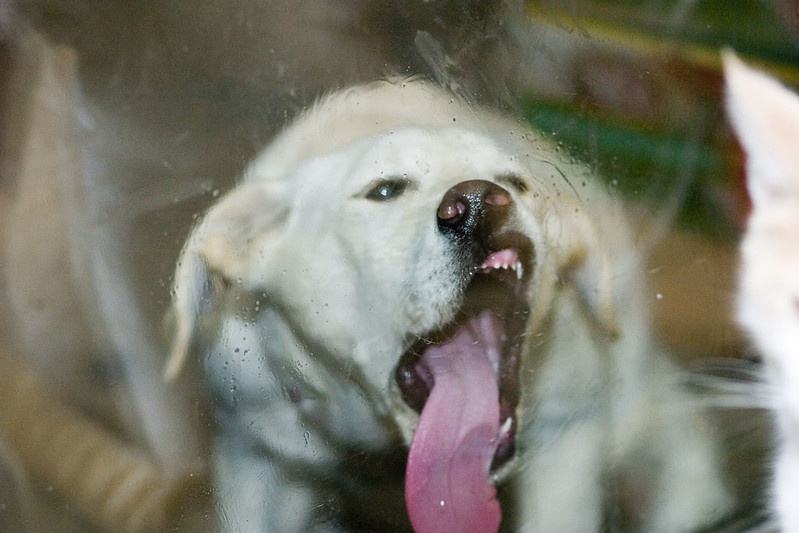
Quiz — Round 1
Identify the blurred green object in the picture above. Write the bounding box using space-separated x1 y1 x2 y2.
527 0 799 68
523 100 727 233
522 0 799 236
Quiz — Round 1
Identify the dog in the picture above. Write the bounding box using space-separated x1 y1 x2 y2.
167 78 733 532
726 53 799 532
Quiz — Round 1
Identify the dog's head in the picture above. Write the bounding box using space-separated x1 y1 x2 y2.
166 80 624 530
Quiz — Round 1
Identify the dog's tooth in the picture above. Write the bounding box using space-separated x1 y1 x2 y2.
515 260 523 280
499 417 513 437
502 263 508 270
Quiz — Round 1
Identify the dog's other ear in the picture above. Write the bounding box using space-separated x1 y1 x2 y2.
558 236 621 340
724 51 799 207
164 182 288 380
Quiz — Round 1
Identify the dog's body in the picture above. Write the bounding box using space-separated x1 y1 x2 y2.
170 79 731 531
726 55 799 532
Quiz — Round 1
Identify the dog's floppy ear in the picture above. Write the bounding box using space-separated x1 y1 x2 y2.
724 51 799 207
164 182 288 380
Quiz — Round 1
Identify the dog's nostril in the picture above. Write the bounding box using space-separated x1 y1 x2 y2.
437 200 467 224
437 180 511 236
485 192 510 207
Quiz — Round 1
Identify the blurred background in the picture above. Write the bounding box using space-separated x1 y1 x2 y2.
1 1 798 530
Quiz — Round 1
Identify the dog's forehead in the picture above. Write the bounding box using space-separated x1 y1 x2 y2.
354 126 522 186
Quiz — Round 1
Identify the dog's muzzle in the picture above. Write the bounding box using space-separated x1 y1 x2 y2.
399 179 533 532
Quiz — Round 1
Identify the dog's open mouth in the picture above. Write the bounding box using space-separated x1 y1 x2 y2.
396 232 533 532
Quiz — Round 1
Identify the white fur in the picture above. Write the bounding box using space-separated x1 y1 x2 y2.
726 52 799 532
170 79 730 531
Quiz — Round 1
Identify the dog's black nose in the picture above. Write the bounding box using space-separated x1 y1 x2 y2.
437 180 511 239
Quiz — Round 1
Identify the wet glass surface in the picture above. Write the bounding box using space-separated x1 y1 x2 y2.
0 2 797 531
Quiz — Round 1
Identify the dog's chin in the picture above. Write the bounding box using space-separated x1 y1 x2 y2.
394 231 534 478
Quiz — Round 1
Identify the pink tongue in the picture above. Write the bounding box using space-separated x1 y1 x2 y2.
405 312 502 533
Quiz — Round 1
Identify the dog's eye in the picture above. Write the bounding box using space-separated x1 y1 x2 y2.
497 173 529 193
363 177 411 201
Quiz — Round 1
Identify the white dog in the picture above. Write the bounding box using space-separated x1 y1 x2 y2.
168 79 732 532
726 53 799 533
